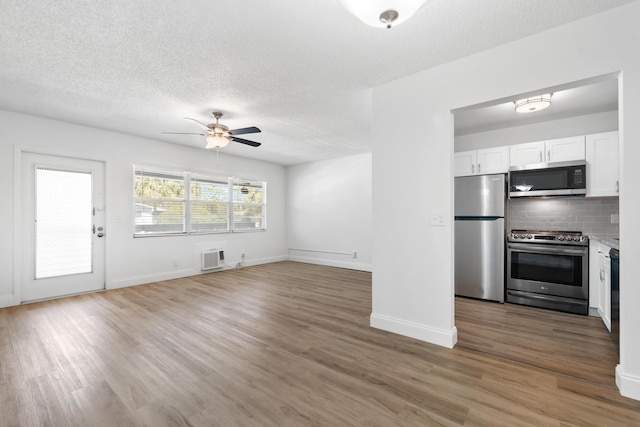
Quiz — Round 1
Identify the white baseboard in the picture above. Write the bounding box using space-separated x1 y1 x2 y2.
370 312 458 349
108 268 198 289
0 294 20 308
616 365 640 401
288 255 372 272
241 255 288 268
108 255 289 290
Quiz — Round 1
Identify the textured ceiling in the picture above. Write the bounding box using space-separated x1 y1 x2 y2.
0 0 633 165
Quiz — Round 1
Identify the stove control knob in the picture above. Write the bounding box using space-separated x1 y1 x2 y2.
526 234 533 239
573 236 580 241
513 234 520 239
558 236 565 241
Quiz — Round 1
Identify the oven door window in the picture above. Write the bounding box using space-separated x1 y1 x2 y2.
510 251 583 287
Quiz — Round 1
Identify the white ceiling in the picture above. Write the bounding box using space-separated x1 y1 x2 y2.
0 0 632 165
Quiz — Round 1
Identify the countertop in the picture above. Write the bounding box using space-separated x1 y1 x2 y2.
589 234 619 250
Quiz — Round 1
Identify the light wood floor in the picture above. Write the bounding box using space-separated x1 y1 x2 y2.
1 261 638 426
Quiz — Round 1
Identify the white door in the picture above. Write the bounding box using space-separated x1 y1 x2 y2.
22 153 105 302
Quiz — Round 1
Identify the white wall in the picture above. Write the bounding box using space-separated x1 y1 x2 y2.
0 110 287 306
287 153 372 271
455 110 618 152
372 1 640 400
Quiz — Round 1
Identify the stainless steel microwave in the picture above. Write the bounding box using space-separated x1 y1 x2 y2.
509 160 586 198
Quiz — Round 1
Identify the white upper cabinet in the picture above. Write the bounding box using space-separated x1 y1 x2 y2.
477 146 510 175
454 150 477 177
454 146 509 177
586 131 619 198
509 136 585 167
546 136 586 163
509 141 545 166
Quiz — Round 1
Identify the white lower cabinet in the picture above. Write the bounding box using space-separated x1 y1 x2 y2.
589 240 611 331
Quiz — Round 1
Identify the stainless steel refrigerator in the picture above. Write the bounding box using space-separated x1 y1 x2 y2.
454 173 506 302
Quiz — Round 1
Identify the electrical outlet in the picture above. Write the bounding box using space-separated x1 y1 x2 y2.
430 212 448 226
172 259 180 268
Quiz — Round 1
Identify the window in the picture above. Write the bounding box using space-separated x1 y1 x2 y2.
191 174 230 233
133 165 266 236
233 180 266 231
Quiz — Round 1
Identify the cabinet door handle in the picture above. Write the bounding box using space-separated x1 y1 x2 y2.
471 164 475 174
539 152 542 162
547 150 551 162
616 180 619 193
478 163 481 173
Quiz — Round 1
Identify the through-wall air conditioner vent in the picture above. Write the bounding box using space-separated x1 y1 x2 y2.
201 249 225 271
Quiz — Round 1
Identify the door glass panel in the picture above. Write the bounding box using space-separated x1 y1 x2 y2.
35 167 93 279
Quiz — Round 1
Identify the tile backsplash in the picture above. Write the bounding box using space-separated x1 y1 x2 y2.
509 197 619 235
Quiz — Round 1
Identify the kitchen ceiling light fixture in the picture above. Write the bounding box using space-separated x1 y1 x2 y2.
336 0 430 29
514 94 552 113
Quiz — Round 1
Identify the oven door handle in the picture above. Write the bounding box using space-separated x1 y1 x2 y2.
507 243 587 256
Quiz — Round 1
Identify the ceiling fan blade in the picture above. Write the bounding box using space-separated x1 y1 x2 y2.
184 117 212 131
229 126 261 136
231 136 261 147
162 132 207 136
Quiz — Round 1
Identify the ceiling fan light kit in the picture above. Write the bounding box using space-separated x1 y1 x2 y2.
336 0 430 28
514 93 552 113
205 135 229 148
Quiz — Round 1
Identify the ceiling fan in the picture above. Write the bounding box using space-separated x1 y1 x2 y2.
162 112 261 148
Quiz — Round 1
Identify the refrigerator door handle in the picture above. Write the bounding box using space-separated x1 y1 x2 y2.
455 216 503 221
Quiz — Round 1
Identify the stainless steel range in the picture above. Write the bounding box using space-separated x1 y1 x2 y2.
506 230 588 315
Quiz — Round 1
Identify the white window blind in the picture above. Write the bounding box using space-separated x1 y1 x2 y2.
133 165 266 236
35 167 93 278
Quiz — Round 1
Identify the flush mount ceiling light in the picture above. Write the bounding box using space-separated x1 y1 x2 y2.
514 94 552 113
336 0 430 29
